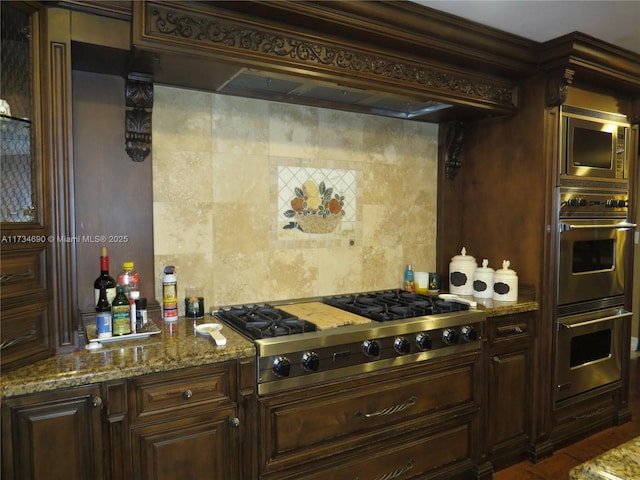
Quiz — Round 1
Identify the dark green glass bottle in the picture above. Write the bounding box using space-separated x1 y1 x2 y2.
111 285 131 335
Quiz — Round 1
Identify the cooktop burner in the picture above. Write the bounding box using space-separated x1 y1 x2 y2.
215 304 317 340
323 289 468 321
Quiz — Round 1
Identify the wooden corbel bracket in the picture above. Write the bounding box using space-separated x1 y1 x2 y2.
125 73 153 162
547 68 575 107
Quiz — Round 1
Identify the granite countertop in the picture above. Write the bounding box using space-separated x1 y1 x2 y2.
569 436 640 480
1 291 539 400
1 316 255 399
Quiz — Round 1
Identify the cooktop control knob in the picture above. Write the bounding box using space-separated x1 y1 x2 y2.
442 328 459 345
394 337 411 355
415 332 432 351
362 339 380 358
461 325 478 341
302 351 320 372
273 356 291 377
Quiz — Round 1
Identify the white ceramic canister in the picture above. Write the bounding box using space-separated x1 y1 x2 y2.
473 259 494 298
449 247 476 296
493 260 518 302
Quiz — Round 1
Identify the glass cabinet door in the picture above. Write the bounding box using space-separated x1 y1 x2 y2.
1 3 37 223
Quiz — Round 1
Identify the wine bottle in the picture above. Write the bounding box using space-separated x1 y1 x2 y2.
94 246 117 306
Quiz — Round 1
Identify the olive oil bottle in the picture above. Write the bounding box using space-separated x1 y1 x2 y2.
112 285 131 335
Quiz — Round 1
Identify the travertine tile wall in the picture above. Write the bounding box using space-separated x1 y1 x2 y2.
152 85 439 311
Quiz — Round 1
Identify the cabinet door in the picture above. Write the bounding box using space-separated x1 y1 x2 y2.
1 385 104 480
131 406 237 480
488 349 530 459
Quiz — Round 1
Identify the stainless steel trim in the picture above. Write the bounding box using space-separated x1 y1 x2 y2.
558 310 632 330
257 340 481 395
252 310 486 357
560 221 636 232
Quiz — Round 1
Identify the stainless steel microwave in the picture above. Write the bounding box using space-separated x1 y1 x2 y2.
561 106 630 181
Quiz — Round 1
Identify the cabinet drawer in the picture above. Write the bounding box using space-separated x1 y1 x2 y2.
260 357 480 473
489 313 533 344
267 422 472 480
1 302 52 372
129 364 233 424
0 245 48 300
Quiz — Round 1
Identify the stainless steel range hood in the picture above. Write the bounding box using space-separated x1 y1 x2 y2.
218 68 453 121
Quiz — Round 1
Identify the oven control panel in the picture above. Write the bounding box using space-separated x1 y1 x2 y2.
560 189 629 218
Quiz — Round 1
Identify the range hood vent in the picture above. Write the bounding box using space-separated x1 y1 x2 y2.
219 69 452 121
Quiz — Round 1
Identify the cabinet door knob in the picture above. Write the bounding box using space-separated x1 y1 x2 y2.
182 389 193 400
493 356 501 363
91 396 103 408
230 417 240 428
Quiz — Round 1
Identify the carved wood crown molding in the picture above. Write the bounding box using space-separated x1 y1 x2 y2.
143 4 516 109
125 73 153 162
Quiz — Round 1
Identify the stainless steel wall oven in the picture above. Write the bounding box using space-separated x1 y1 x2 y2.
554 187 635 402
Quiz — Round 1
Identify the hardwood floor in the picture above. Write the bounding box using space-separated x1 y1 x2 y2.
494 354 640 480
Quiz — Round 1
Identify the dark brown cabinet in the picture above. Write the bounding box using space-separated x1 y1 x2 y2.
128 363 241 480
1 385 105 480
2 362 245 480
485 312 533 470
259 352 483 480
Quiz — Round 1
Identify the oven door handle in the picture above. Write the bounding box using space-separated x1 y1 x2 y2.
557 310 633 330
559 221 637 232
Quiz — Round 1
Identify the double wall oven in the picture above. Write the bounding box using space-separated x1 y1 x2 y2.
554 186 636 402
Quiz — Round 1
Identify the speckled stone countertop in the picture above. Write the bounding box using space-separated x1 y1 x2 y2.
445 287 539 318
1 316 255 400
568 436 640 480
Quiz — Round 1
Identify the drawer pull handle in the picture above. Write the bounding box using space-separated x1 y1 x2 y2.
0 269 33 284
364 459 414 480
493 356 501 363
91 396 103 409
356 396 417 418
514 326 523 333
0 329 37 350
182 389 193 400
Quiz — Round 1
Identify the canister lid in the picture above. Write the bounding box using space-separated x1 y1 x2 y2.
475 258 494 273
495 260 517 276
450 247 476 263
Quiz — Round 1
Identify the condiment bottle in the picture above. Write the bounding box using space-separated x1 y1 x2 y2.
162 266 178 322
112 285 131 335
404 264 415 293
95 284 112 339
118 261 140 298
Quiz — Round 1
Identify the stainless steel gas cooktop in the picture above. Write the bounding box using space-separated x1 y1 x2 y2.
215 290 486 395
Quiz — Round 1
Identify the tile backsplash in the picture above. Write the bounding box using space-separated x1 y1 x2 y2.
152 85 439 311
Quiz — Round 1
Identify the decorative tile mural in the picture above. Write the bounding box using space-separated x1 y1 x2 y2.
277 166 356 238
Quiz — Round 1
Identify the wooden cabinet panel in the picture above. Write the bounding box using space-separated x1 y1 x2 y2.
131 407 237 480
0 302 51 371
259 354 482 477
129 363 233 423
485 313 533 470
274 423 474 480
489 351 529 448
0 245 48 300
1 385 104 480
